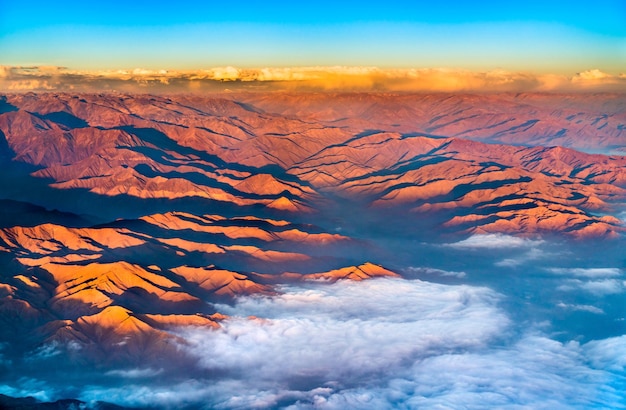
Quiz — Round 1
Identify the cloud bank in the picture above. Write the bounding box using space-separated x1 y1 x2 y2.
21 278 614 409
1 66 625 93
0 277 623 408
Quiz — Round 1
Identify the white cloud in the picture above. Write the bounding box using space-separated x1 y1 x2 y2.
89 278 494 409
405 266 466 278
558 279 626 296
584 335 626 372
495 247 547 267
550 268 624 296
548 268 622 278
556 302 604 314
137 279 618 409
25 342 62 361
104 368 163 379
215 278 500 322
445 234 543 250
81 381 335 410
181 279 506 382
334 336 622 410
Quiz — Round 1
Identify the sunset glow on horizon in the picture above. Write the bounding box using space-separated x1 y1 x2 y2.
2 65 626 93
1 0 624 88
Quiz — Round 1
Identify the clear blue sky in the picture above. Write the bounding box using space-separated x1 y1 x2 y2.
1 1 624 72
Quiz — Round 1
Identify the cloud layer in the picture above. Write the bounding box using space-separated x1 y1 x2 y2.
1 66 625 93
74 278 623 409
0 277 624 408
183 279 507 389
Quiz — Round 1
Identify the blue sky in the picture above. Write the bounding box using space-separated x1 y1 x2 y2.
0 1 625 72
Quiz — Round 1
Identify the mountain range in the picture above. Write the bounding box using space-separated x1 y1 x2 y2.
0 92 624 408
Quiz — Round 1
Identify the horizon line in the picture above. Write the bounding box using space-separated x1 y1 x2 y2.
1 65 625 93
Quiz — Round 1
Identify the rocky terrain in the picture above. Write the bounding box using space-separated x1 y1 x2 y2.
0 92 625 408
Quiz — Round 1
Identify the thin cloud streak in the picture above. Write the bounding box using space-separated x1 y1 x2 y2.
556 302 605 314
1 66 625 93
558 279 626 296
405 266 467 279
548 268 622 278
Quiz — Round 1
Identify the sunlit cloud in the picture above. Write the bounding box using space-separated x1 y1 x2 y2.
1 65 625 93
571 69 626 89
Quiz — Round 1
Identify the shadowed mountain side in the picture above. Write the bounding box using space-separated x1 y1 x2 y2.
0 96 18 114
36 111 90 129
0 159 317 227
0 199 92 228
0 129 13 163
